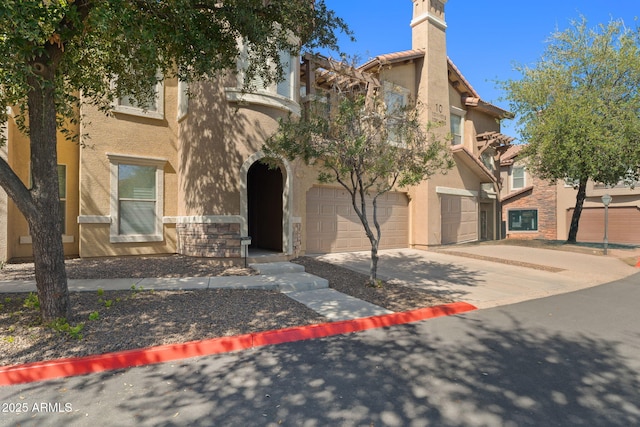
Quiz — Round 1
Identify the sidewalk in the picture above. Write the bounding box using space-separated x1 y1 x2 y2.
0 261 393 322
314 245 640 309
1 245 638 386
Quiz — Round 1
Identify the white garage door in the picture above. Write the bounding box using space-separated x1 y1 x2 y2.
441 194 478 244
306 186 409 253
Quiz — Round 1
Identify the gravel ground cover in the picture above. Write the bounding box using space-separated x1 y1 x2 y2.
0 255 451 366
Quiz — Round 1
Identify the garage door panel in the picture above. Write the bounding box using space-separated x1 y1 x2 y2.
306 187 409 253
567 207 640 244
441 194 478 244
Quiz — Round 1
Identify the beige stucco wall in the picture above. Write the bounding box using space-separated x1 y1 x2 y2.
3 111 80 260
178 80 292 216
78 78 180 257
0 120 8 261
556 180 640 239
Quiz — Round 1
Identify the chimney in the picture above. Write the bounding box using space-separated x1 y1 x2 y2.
411 0 450 126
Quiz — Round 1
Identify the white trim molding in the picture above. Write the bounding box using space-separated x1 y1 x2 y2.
164 215 245 225
240 151 293 255
78 215 111 224
436 186 478 197
107 153 167 243
410 11 448 31
20 235 74 244
225 88 301 116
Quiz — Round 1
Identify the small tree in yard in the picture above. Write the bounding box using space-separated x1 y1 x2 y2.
0 0 350 322
501 17 640 243
265 87 453 286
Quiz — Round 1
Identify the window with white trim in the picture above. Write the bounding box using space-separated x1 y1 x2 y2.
512 165 525 189
276 49 295 99
227 41 300 114
108 154 166 243
384 81 410 144
508 209 538 231
57 165 67 234
450 107 465 145
113 74 165 120
28 164 66 234
177 80 189 120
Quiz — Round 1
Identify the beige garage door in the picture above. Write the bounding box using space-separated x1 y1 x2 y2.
567 207 640 244
306 186 409 253
441 195 478 244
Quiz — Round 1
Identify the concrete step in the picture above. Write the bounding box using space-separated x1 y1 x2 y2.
207 272 328 292
246 253 291 264
250 262 305 275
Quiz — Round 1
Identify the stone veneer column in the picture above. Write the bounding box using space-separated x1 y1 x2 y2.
176 222 242 258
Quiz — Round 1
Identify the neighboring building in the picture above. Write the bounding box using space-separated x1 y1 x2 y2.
499 145 557 240
357 0 513 248
0 0 515 262
557 179 640 244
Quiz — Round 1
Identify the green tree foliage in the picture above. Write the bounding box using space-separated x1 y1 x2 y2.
0 0 350 321
501 17 640 243
266 89 453 285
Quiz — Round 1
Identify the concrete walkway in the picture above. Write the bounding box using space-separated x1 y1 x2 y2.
314 245 640 309
0 261 392 322
0 246 637 317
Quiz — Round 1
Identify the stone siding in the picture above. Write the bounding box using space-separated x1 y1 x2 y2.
292 222 302 257
176 223 242 257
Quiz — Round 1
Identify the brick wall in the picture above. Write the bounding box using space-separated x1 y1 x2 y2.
502 175 557 240
176 223 242 257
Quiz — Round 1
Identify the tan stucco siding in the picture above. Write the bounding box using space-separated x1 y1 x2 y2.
78 78 180 257
178 80 291 216
4 113 80 260
379 63 417 98
557 181 640 240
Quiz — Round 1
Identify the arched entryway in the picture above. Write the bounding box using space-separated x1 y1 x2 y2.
247 161 283 251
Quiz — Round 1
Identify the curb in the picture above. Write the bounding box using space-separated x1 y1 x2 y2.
0 302 476 386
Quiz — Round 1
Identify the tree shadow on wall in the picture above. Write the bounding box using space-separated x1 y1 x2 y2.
179 79 274 215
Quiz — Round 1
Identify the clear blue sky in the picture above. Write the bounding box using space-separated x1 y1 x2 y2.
320 0 638 143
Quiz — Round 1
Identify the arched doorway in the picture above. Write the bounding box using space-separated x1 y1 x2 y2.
247 161 283 251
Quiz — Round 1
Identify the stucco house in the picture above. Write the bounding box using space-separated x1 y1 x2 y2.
499 145 558 240
557 180 640 245
0 0 515 262
499 143 640 244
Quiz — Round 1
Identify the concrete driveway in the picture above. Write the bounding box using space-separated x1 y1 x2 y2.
314 245 640 309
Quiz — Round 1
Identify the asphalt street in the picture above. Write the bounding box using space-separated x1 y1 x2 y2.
1 271 639 426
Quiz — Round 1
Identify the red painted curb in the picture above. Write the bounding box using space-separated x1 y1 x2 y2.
0 301 476 386
635 258 640 268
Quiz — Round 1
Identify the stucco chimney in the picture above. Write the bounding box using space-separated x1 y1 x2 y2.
410 0 450 126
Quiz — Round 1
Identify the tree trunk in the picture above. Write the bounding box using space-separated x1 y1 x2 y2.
349 186 382 286
567 178 588 243
369 241 379 285
26 63 70 322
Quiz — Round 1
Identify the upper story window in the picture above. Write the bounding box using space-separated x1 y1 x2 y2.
113 73 165 120
481 150 496 172
383 82 410 144
512 165 525 189
450 106 465 145
226 41 300 115
276 50 296 100
177 80 189 121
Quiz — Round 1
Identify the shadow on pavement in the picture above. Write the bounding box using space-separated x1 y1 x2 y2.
320 250 484 301
4 308 638 426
